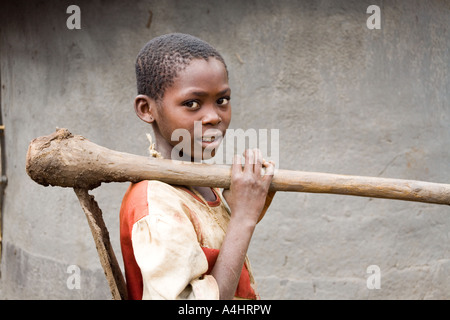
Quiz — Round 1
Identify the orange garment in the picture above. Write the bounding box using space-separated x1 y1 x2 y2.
120 180 257 300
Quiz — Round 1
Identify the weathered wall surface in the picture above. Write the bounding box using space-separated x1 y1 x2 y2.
0 0 449 299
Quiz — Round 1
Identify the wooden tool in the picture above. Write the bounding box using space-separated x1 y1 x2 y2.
27 128 450 205
25 129 450 300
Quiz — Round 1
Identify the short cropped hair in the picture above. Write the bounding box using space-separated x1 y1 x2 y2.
136 33 227 101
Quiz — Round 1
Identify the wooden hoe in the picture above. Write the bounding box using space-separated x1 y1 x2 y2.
26 128 450 299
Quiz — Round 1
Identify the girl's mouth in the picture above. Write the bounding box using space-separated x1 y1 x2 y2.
199 133 223 149
202 136 216 143
199 130 223 144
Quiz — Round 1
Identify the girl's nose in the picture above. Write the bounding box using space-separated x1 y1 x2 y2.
201 106 222 125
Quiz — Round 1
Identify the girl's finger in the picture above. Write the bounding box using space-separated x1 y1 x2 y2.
232 154 243 175
262 160 275 188
243 149 254 173
253 149 262 174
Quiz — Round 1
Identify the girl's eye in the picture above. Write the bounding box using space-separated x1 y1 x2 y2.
217 97 230 106
184 101 200 109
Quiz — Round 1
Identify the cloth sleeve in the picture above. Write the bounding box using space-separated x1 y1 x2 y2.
131 203 219 300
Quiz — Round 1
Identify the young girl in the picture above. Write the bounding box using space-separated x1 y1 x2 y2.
120 33 275 300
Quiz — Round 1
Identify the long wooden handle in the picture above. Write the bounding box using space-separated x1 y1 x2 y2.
26 128 450 205
74 188 128 300
272 170 450 205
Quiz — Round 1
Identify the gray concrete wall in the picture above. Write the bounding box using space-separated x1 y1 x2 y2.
0 0 449 299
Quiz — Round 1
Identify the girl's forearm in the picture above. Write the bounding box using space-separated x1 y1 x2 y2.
210 211 257 300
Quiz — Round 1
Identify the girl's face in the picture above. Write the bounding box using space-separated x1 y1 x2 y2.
151 58 231 161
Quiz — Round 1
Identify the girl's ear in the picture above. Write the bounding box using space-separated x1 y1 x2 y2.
134 94 156 123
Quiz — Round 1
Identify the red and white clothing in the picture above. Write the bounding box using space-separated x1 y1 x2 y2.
120 180 258 300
